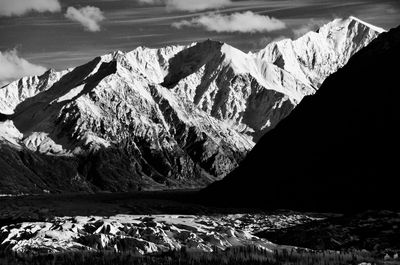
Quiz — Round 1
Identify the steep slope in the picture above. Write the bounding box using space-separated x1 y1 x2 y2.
165 41 304 141
0 17 383 194
0 51 252 194
204 25 400 210
257 16 384 88
0 45 186 115
166 17 382 140
0 69 70 115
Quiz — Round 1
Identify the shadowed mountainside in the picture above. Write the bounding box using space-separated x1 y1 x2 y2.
203 25 400 211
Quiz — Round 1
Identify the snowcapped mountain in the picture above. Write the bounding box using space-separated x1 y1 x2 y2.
0 17 383 194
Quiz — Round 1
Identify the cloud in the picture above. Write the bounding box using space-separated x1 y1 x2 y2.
137 0 231 11
0 0 61 17
292 19 330 38
65 6 105 32
0 49 46 87
172 11 286 33
254 36 287 49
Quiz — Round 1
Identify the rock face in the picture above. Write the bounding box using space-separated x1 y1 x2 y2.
0 214 319 255
204 25 400 210
0 17 383 194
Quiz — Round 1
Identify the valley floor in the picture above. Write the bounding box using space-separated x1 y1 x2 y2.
0 192 399 265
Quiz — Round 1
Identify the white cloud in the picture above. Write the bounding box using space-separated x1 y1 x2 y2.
0 0 61 17
0 49 46 87
172 11 286 33
65 6 105 32
292 19 329 38
137 0 231 11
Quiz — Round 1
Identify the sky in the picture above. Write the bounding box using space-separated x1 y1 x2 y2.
0 0 399 85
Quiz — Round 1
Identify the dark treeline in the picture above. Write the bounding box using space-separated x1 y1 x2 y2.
0 245 385 265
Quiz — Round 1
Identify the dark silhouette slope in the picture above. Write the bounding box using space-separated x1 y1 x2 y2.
203 26 400 211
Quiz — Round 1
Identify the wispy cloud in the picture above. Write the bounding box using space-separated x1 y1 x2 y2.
292 19 330 38
65 6 105 32
172 11 286 33
0 0 61 17
137 0 232 11
137 0 161 4
0 49 46 86
253 36 287 49
166 0 231 12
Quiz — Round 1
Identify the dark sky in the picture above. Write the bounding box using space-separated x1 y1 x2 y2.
0 0 399 72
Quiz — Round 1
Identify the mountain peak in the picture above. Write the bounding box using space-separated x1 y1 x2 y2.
348 16 386 33
255 16 382 94
316 16 385 38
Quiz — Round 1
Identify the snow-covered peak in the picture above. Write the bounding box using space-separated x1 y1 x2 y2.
256 16 382 90
119 44 188 83
0 68 70 114
349 16 386 33
221 43 249 73
221 43 264 77
317 16 386 38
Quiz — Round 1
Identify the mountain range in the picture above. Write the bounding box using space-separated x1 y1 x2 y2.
0 17 384 194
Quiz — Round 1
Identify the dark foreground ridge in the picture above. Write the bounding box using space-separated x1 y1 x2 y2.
203 25 400 211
